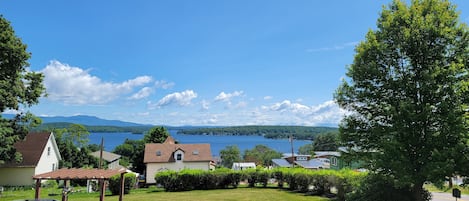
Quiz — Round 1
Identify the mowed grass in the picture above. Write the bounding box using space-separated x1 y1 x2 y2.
1 187 331 201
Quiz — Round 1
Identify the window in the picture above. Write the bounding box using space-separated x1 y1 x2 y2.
176 153 182 161
47 147 51 156
156 151 161 156
331 157 338 166
52 163 55 171
192 150 199 155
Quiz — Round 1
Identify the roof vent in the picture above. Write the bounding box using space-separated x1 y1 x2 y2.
193 150 199 155
156 151 161 156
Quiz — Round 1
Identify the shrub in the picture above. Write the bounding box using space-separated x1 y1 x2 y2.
346 173 431 201
108 173 137 195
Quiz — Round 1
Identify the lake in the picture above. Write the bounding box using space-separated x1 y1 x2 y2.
88 130 311 156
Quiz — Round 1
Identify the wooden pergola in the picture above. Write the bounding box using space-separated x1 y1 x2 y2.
33 168 127 201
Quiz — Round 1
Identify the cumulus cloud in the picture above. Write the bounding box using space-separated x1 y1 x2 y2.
128 87 153 100
200 100 210 111
214 91 243 102
264 100 346 126
41 60 152 104
149 90 198 108
155 80 175 89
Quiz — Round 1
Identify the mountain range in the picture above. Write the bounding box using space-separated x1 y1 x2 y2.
1 114 151 127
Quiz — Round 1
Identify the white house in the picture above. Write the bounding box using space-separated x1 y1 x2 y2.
232 162 256 170
0 132 62 186
143 136 212 184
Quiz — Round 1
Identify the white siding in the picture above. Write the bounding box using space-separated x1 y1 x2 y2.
0 167 35 186
146 161 210 184
35 136 60 175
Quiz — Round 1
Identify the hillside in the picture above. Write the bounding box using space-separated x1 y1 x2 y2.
178 125 338 140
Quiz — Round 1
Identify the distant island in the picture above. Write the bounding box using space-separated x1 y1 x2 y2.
177 125 338 140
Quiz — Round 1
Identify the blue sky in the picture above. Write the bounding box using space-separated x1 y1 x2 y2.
1 1 468 126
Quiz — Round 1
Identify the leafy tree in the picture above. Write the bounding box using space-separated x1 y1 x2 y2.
312 132 338 151
52 125 98 168
298 144 315 155
335 1 469 200
0 15 45 164
114 138 145 173
144 126 170 143
220 145 241 168
243 145 282 166
65 124 90 148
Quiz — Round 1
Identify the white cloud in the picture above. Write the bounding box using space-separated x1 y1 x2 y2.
128 87 153 100
150 90 198 108
307 41 358 52
263 96 273 100
200 100 210 111
41 60 152 104
264 100 346 126
214 91 243 102
155 80 175 89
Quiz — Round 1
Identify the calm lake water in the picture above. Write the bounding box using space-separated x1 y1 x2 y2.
88 130 311 156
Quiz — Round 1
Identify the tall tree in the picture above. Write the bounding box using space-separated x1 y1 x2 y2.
243 145 282 166
0 16 45 164
335 1 469 201
220 145 241 168
312 132 339 151
144 126 170 143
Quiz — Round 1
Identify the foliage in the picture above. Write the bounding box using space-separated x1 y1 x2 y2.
113 139 145 173
178 126 337 140
219 145 241 168
144 126 170 143
312 132 338 151
154 167 364 201
243 144 282 166
298 143 315 155
347 173 431 201
109 173 137 195
334 0 469 200
0 15 46 164
52 125 98 168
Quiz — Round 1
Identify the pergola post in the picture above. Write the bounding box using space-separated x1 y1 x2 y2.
34 179 41 199
119 172 125 201
99 179 106 201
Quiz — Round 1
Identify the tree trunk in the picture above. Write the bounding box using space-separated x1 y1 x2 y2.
412 182 425 201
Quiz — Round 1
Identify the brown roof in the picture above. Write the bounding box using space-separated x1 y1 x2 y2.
144 143 212 163
1 132 53 167
33 168 126 180
163 136 176 144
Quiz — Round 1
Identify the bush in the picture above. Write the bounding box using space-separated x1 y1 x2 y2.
109 173 137 195
346 173 431 201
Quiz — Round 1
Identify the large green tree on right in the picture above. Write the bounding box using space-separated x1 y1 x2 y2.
335 1 468 201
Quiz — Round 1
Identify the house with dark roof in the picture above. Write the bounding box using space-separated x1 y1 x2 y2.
90 151 122 170
272 153 328 169
0 132 62 186
143 136 212 184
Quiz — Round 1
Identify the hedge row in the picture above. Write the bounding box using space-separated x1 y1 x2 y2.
154 168 365 200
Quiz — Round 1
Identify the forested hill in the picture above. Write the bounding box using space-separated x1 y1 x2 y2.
177 126 338 140
31 122 154 134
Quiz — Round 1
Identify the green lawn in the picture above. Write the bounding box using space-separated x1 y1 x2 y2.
1 187 331 201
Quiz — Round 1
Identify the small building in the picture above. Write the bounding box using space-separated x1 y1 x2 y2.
327 147 364 170
90 151 122 170
232 162 256 170
271 153 328 169
143 136 212 184
0 132 62 186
